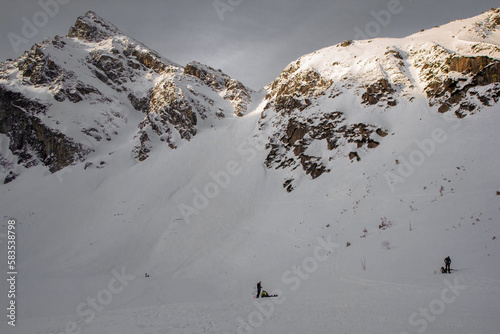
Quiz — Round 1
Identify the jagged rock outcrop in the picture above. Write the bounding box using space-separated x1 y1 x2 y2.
3 171 18 184
1 43 108 104
132 62 253 160
259 47 391 190
361 78 397 106
261 62 388 189
409 8 500 117
67 11 122 43
412 45 500 117
18 46 62 85
0 87 91 172
134 73 198 160
261 103 388 190
184 62 253 117
265 63 333 112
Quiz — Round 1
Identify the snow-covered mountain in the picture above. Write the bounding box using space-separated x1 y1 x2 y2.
259 8 500 190
1 9 499 334
0 11 253 177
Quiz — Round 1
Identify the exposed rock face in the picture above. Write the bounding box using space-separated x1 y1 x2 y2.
339 40 354 47
132 62 254 161
266 63 333 113
184 62 253 117
68 11 122 43
261 66 388 189
410 8 500 117
67 11 179 120
88 47 168 90
361 78 397 106
18 46 62 85
2 43 107 104
414 46 500 116
184 63 226 91
261 106 388 188
259 52 391 190
128 49 168 74
0 87 91 172
3 171 18 184
134 74 197 160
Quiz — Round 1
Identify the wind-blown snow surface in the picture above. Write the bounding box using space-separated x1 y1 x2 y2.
1 13 500 334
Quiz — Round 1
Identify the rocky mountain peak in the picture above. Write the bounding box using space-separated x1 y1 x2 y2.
67 11 123 42
0 10 257 178
1 9 499 188
256 8 500 190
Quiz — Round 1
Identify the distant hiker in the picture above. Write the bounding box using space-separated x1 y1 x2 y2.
444 256 451 274
256 281 262 298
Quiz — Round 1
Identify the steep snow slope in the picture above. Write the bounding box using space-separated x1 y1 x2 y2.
0 9 499 334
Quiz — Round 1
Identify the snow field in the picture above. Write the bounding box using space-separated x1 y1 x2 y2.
3 96 499 333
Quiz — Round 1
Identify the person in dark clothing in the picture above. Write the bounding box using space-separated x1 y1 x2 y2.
256 281 262 298
444 256 451 273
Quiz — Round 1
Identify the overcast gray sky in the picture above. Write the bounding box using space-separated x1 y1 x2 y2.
0 0 498 89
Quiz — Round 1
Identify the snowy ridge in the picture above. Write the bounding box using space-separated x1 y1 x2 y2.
68 10 177 68
258 8 500 190
0 11 253 174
